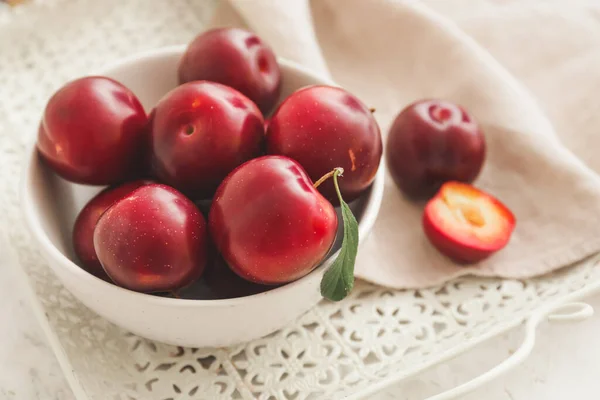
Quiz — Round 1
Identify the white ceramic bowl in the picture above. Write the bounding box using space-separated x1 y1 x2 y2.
21 46 385 348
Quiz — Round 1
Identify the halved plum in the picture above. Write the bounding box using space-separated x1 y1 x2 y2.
423 182 515 263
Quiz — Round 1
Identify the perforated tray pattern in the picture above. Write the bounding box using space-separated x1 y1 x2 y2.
2 1 600 399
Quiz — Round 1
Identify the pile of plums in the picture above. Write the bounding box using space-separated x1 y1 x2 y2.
37 28 382 298
386 99 515 263
38 26 515 299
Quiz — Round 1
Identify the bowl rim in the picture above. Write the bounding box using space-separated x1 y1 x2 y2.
21 45 385 308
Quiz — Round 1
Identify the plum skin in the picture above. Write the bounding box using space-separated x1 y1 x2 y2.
266 85 382 204
72 180 153 280
178 27 281 114
149 81 264 200
209 156 338 285
386 99 486 199
93 184 208 293
37 76 148 185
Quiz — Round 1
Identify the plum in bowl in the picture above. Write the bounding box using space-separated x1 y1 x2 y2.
21 46 384 348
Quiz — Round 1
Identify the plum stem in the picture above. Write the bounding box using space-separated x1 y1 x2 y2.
313 167 344 189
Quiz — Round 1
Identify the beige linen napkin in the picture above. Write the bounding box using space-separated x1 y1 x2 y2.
216 0 600 288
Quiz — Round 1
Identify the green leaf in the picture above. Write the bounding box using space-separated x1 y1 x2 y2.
320 169 359 302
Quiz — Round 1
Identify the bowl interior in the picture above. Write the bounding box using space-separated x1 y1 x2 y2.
26 47 377 301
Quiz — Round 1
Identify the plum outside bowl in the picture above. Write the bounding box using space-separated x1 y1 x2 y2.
21 45 385 348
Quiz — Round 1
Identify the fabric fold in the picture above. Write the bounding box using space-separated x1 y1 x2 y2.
216 0 600 288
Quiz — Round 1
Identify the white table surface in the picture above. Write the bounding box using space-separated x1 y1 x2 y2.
3 0 600 399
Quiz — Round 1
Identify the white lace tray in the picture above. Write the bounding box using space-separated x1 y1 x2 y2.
3 1 600 399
